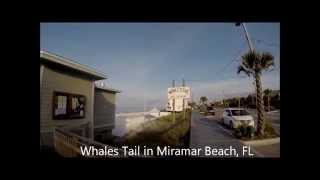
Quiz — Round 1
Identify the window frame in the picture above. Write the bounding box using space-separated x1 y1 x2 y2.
231 110 250 116
52 91 86 120
225 110 231 116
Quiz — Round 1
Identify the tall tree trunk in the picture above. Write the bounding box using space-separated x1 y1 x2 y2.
255 71 265 136
268 96 270 112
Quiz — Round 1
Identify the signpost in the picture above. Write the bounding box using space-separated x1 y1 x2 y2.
182 79 186 120
172 80 175 123
167 86 191 112
167 80 191 124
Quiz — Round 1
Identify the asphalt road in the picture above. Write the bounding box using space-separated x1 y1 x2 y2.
213 108 280 135
190 111 259 158
190 108 280 158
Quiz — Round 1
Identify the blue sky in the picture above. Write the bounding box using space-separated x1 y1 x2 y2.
41 23 280 112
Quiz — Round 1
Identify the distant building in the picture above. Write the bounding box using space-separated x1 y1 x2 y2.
149 107 170 118
40 51 120 148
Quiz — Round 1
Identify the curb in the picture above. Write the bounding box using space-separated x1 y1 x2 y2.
213 121 265 158
246 145 265 158
241 137 280 146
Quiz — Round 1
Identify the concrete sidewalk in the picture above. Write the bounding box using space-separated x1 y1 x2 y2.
250 143 280 157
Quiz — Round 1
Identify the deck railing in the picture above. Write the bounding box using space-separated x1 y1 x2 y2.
53 123 124 158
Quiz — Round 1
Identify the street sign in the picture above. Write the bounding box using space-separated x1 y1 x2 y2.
167 86 191 112
168 87 191 99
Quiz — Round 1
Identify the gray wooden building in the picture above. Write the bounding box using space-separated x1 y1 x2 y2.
40 51 120 148
94 85 120 142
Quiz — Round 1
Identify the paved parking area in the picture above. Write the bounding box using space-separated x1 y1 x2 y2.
190 110 280 158
190 111 258 158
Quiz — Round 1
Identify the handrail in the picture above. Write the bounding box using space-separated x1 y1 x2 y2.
54 126 125 158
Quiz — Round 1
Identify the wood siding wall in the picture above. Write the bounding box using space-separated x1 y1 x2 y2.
94 89 116 129
40 64 94 147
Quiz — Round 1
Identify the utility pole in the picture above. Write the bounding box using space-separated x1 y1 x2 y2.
236 22 254 52
172 80 175 124
222 90 226 108
237 22 255 109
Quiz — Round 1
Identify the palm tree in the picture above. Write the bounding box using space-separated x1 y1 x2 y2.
200 96 208 105
237 51 274 136
263 89 272 112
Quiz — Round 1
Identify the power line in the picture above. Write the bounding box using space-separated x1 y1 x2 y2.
169 39 279 100
184 41 279 84
252 38 280 48
183 46 246 83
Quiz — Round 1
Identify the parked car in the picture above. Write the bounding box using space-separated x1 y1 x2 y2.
222 108 254 129
199 104 207 114
207 106 216 115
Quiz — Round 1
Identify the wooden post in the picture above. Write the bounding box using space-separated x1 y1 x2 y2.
268 96 270 112
182 79 185 118
182 79 186 120
172 80 175 124
40 65 44 148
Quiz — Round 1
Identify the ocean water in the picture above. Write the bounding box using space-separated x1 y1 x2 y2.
112 111 158 137
116 106 166 114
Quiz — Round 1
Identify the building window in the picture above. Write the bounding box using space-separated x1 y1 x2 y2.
53 92 85 119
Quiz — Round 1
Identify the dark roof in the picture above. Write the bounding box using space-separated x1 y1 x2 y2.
95 86 121 93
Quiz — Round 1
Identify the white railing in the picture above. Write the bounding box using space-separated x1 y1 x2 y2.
53 123 124 158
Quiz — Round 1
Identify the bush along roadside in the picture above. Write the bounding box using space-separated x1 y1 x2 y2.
122 110 192 155
233 124 255 140
233 119 278 140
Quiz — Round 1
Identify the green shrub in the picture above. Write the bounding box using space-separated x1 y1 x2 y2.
246 126 255 138
251 120 278 139
124 110 191 147
263 120 278 137
234 128 242 138
240 125 247 136
233 119 278 140
233 124 255 139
